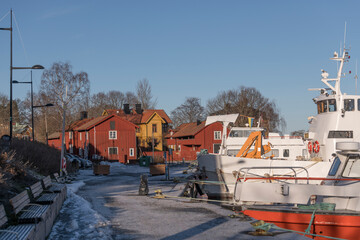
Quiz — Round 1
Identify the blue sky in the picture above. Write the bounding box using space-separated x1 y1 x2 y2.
0 0 359 132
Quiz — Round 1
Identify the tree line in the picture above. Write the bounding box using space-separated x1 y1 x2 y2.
0 62 286 142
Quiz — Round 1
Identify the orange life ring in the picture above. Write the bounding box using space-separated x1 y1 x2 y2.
313 141 320 153
307 142 312 153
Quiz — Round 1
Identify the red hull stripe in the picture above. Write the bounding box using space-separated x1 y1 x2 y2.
243 209 360 240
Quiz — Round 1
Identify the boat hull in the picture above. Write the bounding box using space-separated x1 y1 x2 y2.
242 208 360 240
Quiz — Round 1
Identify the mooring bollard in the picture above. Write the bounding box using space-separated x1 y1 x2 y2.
139 174 149 195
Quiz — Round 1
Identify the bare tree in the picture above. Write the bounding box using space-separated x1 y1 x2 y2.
124 91 138 108
136 78 157 109
40 62 90 123
206 86 285 132
108 90 125 109
171 97 205 128
40 62 90 167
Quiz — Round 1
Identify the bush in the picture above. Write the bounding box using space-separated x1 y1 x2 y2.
11 139 61 175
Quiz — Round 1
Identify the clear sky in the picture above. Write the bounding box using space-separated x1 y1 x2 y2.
0 0 359 133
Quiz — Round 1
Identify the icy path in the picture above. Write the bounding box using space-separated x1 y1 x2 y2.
48 163 310 240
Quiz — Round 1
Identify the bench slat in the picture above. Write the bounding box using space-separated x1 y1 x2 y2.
9 191 30 215
30 181 43 199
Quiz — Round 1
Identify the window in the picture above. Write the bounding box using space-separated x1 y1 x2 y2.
69 144 73 154
86 132 89 140
178 145 181 151
129 148 134 157
283 149 289 157
329 99 337 112
110 121 115 130
109 131 117 139
108 147 118 155
214 131 221 140
152 124 157 133
328 131 353 138
317 101 327 113
328 157 341 176
80 132 82 141
342 156 360 178
69 132 73 140
213 144 221 153
358 99 360 111
344 99 355 111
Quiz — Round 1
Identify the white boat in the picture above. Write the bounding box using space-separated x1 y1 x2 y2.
198 44 357 199
236 142 360 240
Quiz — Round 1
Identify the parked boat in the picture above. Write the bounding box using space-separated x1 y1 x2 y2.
197 44 357 199
237 142 360 240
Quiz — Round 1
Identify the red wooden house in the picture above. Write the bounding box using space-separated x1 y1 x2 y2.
48 114 138 163
165 121 224 161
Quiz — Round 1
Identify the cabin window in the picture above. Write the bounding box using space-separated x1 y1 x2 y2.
344 99 355 111
272 149 279 157
328 157 341 176
214 131 221 140
342 156 360 178
329 99 337 112
317 101 327 113
129 148 134 157
109 131 117 139
283 149 289 157
328 131 353 138
108 147 118 155
152 124 157 133
358 99 360 111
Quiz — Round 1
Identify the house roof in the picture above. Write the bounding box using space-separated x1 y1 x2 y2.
103 109 172 124
74 114 138 131
166 121 206 138
48 132 60 139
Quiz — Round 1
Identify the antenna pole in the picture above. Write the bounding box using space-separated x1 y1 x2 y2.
356 59 358 95
344 22 347 49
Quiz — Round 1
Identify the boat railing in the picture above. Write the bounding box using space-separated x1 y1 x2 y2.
237 166 310 184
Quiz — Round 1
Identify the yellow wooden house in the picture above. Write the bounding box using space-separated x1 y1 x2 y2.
102 106 172 151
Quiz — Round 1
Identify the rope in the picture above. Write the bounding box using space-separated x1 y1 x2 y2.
0 11 9 23
151 192 234 204
304 209 316 234
13 11 30 66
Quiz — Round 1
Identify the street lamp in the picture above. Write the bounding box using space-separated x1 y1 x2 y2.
1 9 44 141
12 66 45 141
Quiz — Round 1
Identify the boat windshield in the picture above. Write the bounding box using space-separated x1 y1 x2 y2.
342 155 360 178
229 130 254 138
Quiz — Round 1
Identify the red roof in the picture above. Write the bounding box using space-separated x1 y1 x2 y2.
74 115 138 131
166 121 206 138
103 109 172 124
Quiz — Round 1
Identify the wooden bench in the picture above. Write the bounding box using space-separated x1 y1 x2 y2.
9 190 51 240
0 204 35 240
30 181 60 223
42 176 67 204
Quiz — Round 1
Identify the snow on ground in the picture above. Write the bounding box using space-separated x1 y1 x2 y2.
48 163 310 240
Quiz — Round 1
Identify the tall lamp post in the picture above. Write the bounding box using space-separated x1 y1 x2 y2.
12 66 44 141
0 9 13 139
1 10 44 140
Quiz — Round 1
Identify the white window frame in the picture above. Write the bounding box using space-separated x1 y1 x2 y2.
109 130 117 140
129 148 134 157
108 147 118 155
86 131 89 140
69 132 73 140
80 132 82 141
178 145 181 151
214 131 221 140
